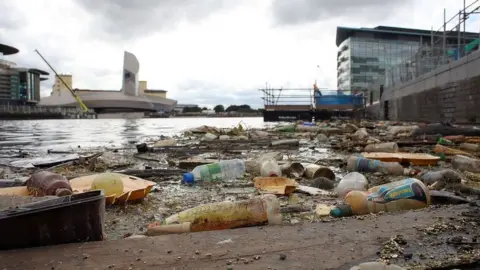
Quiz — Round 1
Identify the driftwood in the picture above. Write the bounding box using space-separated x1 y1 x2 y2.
44 152 103 172
114 168 186 179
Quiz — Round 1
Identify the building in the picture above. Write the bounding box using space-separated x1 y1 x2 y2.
51 74 72 96
336 26 480 92
0 43 49 104
174 104 199 113
39 51 177 113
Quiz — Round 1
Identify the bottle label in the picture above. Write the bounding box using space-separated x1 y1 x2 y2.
355 157 380 172
367 178 428 204
202 163 222 182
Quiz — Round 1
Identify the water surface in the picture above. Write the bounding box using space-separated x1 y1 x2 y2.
0 117 265 165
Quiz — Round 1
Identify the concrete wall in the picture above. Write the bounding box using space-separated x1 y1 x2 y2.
380 48 480 123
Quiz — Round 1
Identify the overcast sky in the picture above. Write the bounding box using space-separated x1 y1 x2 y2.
1 0 479 108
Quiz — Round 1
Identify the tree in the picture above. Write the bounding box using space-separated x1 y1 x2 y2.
201 107 208 110
226 104 252 112
182 106 202 113
213 104 225 113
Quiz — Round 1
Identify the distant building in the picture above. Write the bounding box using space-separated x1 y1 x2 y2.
174 104 198 113
0 43 49 104
202 110 215 115
39 51 177 112
51 74 72 96
336 25 480 92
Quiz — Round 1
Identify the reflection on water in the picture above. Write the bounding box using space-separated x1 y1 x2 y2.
0 117 265 163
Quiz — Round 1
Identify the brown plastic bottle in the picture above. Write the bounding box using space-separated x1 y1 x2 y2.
26 171 73 197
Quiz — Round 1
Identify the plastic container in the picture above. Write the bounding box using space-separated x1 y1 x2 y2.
346 156 405 175
0 190 106 250
335 172 368 198
330 178 430 217
164 194 282 232
363 142 399 153
260 159 282 177
183 159 245 184
452 155 480 173
26 170 72 197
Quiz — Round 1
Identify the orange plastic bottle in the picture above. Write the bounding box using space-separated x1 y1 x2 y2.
330 178 430 217
163 194 282 232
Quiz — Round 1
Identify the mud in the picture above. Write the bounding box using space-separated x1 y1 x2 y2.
1 205 479 270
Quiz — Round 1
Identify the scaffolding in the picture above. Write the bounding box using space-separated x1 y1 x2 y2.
367 1 480 101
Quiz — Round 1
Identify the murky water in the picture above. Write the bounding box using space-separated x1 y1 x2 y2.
0 117 265 165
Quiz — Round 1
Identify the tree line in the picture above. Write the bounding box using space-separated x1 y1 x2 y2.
182 104 264 113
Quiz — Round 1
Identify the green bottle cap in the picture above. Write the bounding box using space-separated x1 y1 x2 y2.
330 204 353 217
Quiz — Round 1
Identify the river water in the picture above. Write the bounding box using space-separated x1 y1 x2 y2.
0 117 266 165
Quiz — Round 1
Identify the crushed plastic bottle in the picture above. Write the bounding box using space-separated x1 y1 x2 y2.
183 159 245 184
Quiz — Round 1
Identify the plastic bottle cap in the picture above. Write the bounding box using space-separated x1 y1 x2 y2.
183 173 195 184
330 204 353 217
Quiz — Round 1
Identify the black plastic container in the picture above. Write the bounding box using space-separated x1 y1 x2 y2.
0 190 106 250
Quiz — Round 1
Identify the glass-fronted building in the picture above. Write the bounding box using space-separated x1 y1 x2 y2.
0 43 48 104
336 26 479 94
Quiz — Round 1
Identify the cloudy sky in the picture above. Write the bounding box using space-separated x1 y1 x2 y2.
1 0 479 108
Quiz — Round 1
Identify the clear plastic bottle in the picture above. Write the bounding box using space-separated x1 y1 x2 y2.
183 159 246 184
452 155 480 173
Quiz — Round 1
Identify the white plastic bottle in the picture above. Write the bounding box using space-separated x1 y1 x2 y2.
183 159 246 184
335 172 368 198
260 159 282 177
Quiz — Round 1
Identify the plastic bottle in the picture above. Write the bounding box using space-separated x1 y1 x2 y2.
260 159 282 177
26 170 73 197
363 142 399 153
183 159 246 184
330 178 430 217
335 172 368 198
155 194 282 233
437 137 454 146
421 169 461 185
459 143 480 152
346 156 405 175
452 155 480 173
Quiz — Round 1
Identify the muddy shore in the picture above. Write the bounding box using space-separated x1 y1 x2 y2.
1 121 480 269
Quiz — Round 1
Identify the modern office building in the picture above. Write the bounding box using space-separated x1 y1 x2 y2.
0 43 49 104
336 26 480 92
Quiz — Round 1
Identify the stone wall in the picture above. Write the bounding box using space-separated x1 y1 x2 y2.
379 48 480 124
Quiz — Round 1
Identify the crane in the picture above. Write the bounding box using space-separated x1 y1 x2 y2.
34 49 89 112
